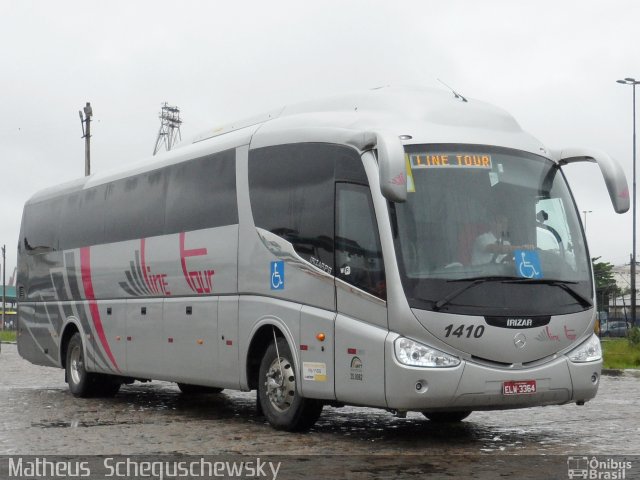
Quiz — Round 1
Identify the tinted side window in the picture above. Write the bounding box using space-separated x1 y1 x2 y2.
104 169 167 243
165 149 238 233
23 198 62 253
58 186 106 249
336 183 385 298
249 143 352 272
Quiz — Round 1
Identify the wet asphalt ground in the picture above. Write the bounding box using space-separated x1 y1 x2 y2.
1 342 639 479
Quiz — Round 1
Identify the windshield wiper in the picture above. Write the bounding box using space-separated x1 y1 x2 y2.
432 276 592 311
433 277 517 311
447 275 522 283
502 278 593 308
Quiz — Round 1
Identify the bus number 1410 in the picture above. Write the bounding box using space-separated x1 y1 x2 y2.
444 324 485 339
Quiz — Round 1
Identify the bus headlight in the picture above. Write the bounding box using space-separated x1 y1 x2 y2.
568 334 602 363
394 337 460 367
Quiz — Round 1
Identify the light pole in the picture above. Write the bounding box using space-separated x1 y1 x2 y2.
582 210 593 233
1 245 4 331
617 77 640 327
79 102 92 176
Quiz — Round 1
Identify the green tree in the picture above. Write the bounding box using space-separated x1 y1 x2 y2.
592 257 621 314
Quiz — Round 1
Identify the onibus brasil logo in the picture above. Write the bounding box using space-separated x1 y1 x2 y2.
567 456 632 479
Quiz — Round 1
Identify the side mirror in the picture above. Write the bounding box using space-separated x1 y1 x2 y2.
376 131 407 203
553 148 630 214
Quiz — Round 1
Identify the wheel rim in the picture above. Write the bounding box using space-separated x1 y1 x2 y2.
69 345 84 385
264 356 295 413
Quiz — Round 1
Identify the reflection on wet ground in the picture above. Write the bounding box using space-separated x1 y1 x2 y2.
1 344 638 457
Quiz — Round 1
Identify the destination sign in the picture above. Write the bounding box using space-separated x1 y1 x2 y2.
409 153 493 169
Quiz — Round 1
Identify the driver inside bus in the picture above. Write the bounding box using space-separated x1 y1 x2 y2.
471 214 534 265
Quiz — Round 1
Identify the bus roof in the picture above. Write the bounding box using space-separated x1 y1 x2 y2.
27 86 546 204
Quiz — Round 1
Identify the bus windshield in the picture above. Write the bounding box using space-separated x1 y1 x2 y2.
391 144 592 316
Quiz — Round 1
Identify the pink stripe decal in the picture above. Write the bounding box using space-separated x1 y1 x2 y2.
80 247 120 372
140 238 154 294
180 232 208 292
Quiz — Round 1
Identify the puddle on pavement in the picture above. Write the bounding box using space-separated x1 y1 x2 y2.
16 381 590 454
31 419 138 428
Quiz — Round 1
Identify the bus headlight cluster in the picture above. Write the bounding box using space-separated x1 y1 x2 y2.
568 334 602 363
394 337 460 368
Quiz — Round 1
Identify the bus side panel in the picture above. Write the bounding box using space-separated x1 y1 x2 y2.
169 226 238 298
240 226 336 313
94 300 126 375
217 296 240 389
334 314 387 408
87 227 238 301
299 305 336 400
163 297 219 385
125 298 165 379
83 224 238 381
17 302 59 368
18 249 67 369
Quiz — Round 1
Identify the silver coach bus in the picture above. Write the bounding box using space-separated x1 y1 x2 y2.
17 87 628 431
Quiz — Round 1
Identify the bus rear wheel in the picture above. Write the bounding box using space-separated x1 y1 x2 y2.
66 333 94 397
422 410 472 422
65 332 121 397
258 337 323 431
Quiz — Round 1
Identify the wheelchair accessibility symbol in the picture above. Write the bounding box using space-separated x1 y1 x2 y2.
270 261 285 290
515 250 542 279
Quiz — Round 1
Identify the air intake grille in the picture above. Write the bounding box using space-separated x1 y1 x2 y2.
471 355 513 368
18 285 25 299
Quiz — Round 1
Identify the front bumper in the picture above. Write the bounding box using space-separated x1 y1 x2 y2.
385 337 601 411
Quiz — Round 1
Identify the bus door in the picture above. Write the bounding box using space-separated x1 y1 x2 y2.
334 182 388 407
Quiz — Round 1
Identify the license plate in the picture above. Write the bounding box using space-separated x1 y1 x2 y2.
503 380 537 395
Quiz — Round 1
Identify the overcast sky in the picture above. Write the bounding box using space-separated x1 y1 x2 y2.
1 0 639 280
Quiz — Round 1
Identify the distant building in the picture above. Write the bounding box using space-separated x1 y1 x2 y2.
0 286 16 308
612 263 639 292
1 286 17 329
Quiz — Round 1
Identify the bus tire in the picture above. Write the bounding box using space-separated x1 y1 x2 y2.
258 337 323 431
422 410 472 422
65 332 97 398
177 383 224 394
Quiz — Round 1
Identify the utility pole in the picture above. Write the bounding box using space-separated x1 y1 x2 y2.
617 77 639 327
79 102 93 176
153 103 182 155
1 245 5 331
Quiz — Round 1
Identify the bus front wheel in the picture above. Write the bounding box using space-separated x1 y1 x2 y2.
258 337 323 431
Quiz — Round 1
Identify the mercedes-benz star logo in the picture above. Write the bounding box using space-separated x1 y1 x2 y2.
514 333 527 349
